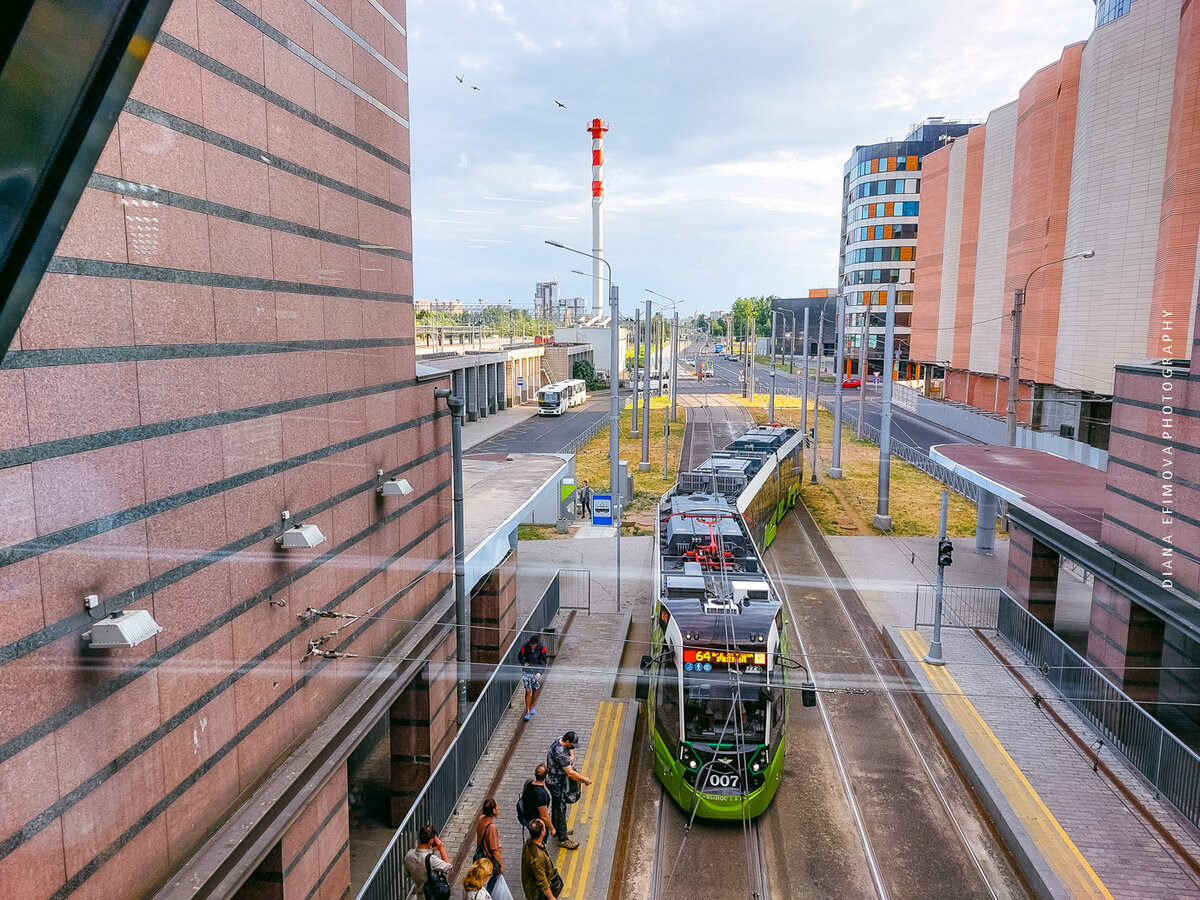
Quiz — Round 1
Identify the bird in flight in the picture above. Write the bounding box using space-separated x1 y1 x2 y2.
555 100 567 108
472 85 481 91
455 74 464 83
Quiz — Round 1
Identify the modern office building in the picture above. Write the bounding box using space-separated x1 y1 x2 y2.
910 0 1190 449
840 118 975 379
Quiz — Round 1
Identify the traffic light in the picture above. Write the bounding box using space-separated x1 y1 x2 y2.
937 539 954 568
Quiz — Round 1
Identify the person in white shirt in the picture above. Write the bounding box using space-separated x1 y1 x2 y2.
403 824 452 892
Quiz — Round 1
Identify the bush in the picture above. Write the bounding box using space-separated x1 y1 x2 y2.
573 359 604 391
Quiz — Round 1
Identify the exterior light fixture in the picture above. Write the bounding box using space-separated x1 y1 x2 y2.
376 469 413 496
276 510 326 549
83 609 163 648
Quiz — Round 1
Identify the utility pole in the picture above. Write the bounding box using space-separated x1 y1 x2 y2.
640 296 651 471
1006 286 1025 448
632 306 640 437
748 316 756 401
811 312 823 484
670 311 679 421
924 490 950 666
873 283 897 530
831 295 845 478
801 306 810 436
769 310 778 422
857 304 869 439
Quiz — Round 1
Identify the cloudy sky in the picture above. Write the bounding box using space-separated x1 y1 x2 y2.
406 0 1097 317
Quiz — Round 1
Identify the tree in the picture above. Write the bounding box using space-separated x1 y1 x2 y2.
573 359 603 390
695 314 709 333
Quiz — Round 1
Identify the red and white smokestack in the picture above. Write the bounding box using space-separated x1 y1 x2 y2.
589 117 609 318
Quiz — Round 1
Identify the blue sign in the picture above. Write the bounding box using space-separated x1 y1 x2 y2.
592 494 613 526
517 378 524 386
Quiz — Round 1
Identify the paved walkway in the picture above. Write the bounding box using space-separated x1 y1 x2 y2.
462 404 540 451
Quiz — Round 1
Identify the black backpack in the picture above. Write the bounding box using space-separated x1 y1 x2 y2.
424 852 451 900
516 779 532 827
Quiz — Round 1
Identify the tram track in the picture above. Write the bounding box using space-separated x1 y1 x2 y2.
762 501 1026 899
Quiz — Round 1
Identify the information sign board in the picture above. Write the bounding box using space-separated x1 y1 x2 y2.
592 494 613 526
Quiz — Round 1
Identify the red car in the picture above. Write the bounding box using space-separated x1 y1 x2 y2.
842 377 862 389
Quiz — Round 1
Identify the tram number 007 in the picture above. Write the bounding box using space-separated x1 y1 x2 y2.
706 773 740 791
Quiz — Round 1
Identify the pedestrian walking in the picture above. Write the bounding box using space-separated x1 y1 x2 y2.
473 799 514 900
579 479 593 519
518 765 554 841
463 858 493 900
520 820 563 900
545 732 592 850
403 825 452 895
518 633 547 721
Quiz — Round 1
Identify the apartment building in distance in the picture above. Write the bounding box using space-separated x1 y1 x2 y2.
839 118 974 379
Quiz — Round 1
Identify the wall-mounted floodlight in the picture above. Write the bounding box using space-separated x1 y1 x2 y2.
276 510 326 549
376 469 413 496
83 609 163 649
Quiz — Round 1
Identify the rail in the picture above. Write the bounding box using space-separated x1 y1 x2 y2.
356 573 563 900
911 583 1200 830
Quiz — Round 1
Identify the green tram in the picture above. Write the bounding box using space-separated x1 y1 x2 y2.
641 425 808 819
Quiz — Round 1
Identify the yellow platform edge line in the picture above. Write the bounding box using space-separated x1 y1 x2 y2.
899 630 1112 900
571 701 625 899
557 700 617 881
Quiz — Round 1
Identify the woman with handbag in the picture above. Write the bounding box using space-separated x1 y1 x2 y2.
472 800 513 900
519 820 563 900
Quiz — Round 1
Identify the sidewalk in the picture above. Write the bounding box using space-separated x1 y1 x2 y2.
828 536 1200 899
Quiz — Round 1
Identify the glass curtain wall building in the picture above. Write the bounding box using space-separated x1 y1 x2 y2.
839 118 975 379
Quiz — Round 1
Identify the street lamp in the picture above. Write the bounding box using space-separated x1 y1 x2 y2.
548 240 622 609
1006 250 1095 446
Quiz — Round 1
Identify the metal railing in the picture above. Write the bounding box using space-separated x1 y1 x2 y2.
914 584 1001 629
839 405 979 502
357 574 562 900
913 582 1200 830
997 592 1200 828
557 567 592 613
561 414 609 456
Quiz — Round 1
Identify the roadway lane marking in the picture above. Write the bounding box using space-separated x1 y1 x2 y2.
557 699 623 898
899 630 1113 900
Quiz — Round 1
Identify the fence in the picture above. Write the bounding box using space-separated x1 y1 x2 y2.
912 582 1200 830
913 584 1000 629
557 567 592 613
834 402 979 502
560 413 609 456
357 573 563 900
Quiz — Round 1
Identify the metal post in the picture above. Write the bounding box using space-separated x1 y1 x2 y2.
811 312 822 484
857 303 868 440
434 388 470 724
610 284 622 612
1006 287 1024 448
747 316 755 401
670 311 679 421
663 406 669 479
641 297 652 470
925 490 949 665
801 307 810 436
831 296 845 478
873 283 896 530
632 306 640 437
769 310 777 422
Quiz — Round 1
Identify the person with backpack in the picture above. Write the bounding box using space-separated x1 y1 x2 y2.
403 825 452 899
517 634 547 721
545 732 591 851
473 799 513 900
516 765 554 841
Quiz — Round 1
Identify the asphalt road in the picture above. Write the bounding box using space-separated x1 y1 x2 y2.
468 399 611 454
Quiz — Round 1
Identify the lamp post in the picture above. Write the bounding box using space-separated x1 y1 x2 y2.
547 240 622 610
645 290 680 421
1006 250 1095 446
830 295 846 478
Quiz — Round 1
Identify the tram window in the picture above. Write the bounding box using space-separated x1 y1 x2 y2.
657 657 680 751
683 678 767 744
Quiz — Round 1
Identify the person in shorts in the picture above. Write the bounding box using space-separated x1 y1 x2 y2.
518 633 547 721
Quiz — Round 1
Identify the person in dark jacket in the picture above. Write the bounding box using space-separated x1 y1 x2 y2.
518 634 547 721
520 819 559 900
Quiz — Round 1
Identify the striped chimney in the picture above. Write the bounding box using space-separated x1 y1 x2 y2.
589 117 609 318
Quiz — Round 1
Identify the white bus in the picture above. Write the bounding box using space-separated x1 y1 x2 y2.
537 379 587 415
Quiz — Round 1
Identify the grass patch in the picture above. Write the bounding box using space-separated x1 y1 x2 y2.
733 395 992 538
572 397 686 523
517 524 569 541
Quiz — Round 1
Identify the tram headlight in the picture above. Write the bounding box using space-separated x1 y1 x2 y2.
751 762 761 773
689 759 698 770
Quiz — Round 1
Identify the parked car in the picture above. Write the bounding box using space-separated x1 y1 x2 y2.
842 377 862 389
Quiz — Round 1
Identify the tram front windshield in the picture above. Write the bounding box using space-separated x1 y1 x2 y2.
683 672 768 744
